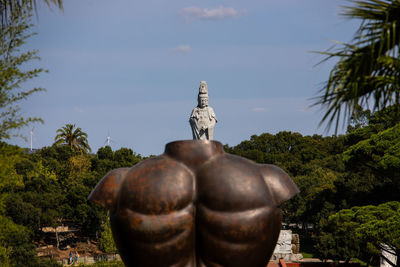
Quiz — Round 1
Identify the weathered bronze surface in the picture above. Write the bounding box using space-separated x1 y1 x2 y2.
88 140 299 267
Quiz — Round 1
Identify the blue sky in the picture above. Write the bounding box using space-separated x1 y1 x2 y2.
10 0 359 156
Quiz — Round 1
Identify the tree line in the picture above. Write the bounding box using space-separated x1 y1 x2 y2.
0 133 142 266
224 104 400 266
1 106 399 266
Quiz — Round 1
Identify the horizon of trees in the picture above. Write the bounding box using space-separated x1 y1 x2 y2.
0 103 399 265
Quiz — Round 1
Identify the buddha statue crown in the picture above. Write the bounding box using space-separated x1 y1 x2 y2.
198 81 208 98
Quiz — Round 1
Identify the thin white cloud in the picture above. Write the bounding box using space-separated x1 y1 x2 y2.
299 106 310 113
170 45 191 54
252 107 267 113
179 6 246 21
74 107 84 113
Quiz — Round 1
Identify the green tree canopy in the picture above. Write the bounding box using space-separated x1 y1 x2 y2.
342 121 400 204
54 124 91 153
315 201 400 266
98 218 117 254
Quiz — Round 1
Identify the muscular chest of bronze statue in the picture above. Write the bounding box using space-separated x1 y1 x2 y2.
88 141 299 267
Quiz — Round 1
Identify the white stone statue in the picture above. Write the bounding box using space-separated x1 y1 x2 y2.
189 81 217 140
274 230 293 254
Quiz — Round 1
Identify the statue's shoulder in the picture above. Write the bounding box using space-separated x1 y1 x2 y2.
190 107 200 117
258 164 299 206
87 167 131 212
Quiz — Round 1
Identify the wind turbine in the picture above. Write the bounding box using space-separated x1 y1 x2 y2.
30 127 34 151
104 131 116 147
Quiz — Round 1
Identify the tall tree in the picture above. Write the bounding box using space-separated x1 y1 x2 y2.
342 121 400 204
315 0 400 132
54 124 91 153
0 4 45 140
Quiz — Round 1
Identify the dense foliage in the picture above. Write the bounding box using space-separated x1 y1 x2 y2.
315 202 400 266
0 142 142 266
225 104 400 264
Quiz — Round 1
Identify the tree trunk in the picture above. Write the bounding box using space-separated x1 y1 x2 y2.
302 221 307 235
55 228 60 249
366 255 372 267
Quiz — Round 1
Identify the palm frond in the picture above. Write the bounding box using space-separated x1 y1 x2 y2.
314 0 400 132
0 0 63 25
53 123 91 153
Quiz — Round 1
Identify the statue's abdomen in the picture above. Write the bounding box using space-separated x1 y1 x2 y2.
196 154 282 267
111 156 196 267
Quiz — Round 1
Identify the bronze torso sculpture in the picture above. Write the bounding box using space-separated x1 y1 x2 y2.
88 140 299 267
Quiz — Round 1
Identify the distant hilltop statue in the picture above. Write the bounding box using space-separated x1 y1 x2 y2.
189 81 217 140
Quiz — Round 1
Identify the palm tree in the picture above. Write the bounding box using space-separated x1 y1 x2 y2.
54 124 91 153
314 0 400 133
1 0 63 25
